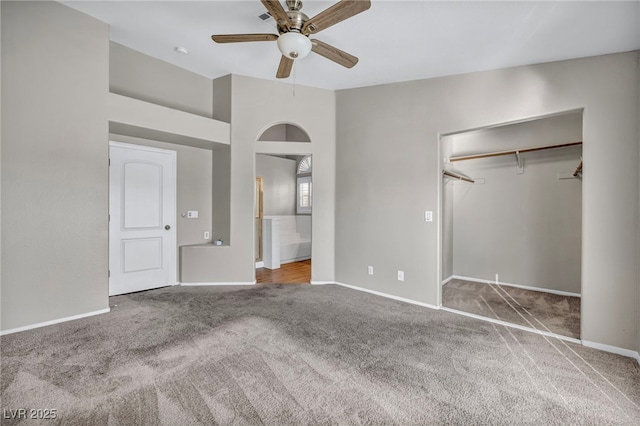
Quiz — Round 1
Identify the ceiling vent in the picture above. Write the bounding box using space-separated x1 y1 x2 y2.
258 11 273 22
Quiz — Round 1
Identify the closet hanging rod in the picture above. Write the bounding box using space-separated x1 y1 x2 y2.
449 141 582 162
443 170 475 183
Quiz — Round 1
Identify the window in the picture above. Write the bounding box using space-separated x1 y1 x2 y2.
297 176 312 214
297 155 312 214
297 155 312 174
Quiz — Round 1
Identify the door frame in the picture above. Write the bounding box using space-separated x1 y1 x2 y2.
255 176 264 262
108 141 178 294
254 152 313 282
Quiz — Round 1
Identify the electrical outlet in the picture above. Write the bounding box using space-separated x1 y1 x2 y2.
368 266 374 275
425 211 433 222
204 231 210 240
397 270 404 281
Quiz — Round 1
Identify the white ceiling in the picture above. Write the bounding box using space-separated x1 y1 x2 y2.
62 1 640 91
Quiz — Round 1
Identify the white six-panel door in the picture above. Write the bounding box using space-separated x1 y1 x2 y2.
109 142 176 296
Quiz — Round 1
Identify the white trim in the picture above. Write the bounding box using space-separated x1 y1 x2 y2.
310 281 334 285
180 281 256 286
109 140 176 154
582 340 640 363
441 307 582 344
335 282 440 310
442 275 454 285
255 261 264 268
449 275 581 298
0 308 111 336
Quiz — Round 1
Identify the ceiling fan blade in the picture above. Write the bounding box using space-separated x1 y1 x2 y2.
276 56 294 78
311 39 358 68
211 34 278 43
261 0 293 31
302 0 371 35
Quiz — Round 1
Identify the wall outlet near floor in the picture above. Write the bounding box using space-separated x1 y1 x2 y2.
397 270 404 281
204 231 210 240
368 266 374 275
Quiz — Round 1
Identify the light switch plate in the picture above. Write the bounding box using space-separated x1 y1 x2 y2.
425 211 433 222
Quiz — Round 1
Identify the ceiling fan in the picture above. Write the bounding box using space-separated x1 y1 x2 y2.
211 0 371 78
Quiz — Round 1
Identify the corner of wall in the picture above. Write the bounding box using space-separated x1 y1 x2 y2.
636 50 640 354
212 74 232 123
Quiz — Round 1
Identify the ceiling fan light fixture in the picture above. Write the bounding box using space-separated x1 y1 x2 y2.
277 31 311 60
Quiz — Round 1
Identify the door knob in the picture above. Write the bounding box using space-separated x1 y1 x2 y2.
165 225 171 230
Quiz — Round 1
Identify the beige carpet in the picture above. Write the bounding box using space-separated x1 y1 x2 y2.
443 278 581 339
2 284 638 424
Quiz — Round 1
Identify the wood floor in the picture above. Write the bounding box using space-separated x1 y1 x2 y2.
256 259 311 284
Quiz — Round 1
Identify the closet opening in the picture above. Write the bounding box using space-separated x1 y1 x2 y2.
439 110 583 340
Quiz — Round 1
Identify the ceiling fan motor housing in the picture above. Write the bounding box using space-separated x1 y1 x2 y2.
282 10 309 33
286 0 303 12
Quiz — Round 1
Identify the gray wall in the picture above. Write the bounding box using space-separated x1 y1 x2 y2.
212 146 231 245
1 1 4 320
451 150 582 293
110 42 213 118
445 113 583 294
211 75 232 244
256 154 297 216
1 1 109 331
336 52 639 351
442 141 454 280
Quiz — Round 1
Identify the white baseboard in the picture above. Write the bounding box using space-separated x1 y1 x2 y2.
442 275 454 285
180 281 256 286
441 306 582 344
311 281 334 285
449 275 581 298
0 308 111 336
255 261 264 268
335 282 440 310
582 340 640 364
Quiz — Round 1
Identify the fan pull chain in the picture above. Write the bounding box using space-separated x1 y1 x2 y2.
292 61 297 97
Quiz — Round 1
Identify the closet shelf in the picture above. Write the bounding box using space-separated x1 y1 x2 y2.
449 141 582 162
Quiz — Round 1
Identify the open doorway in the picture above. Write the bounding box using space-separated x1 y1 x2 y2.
255 153 312 284
440 111 583 339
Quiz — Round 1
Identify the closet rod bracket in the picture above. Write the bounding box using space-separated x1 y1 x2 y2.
515 151 524 174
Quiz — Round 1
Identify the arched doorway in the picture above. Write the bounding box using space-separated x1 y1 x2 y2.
255 123 312 284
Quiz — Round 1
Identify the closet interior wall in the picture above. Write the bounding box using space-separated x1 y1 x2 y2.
442 112 583 295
